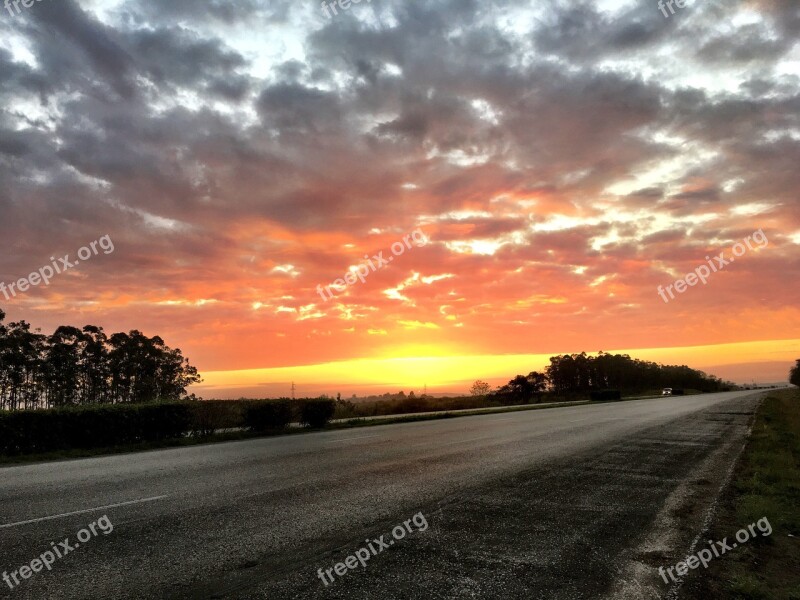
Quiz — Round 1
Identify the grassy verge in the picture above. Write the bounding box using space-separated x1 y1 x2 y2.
685 388 800 599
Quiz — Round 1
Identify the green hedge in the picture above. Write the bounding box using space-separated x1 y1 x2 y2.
299 398 336 428
189 400 246 436
0 403 191 455
589 390 622 401
243 400 293 432
0 397 340 456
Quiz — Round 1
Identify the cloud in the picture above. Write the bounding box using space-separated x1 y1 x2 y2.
0 0 797 377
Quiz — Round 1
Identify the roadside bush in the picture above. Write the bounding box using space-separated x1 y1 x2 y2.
590 390 622 401
243 400 293 432
189 400 245 436
0 402 191 456
299 398 336 428
393 397 429 414
134 403 192 441
333 398 360 420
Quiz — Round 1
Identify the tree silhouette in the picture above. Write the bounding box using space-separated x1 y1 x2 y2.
470 380 491 397
0 309 202 410
496 372 548 403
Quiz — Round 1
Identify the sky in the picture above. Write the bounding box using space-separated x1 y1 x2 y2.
0 0 798 398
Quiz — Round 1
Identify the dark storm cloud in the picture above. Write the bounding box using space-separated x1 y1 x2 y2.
3 0 798 235
128 0 275 26
670 187 721 202
0 47 50 101
534 1 673 60
126 27 250 100
24 0 139 100
628 187 665 199
697 25 790 64
256 83 344 133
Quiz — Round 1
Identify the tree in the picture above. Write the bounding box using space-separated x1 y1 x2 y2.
107 331 201 404
508 375 531 396
791 360 800 387
0 310 201 410
0 317 46 410
527 371 548 401
43 326 85 407
470 380 491 397
81 325 110 403
544 352 732 395
495 372 548 404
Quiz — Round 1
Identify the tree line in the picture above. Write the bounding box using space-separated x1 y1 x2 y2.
0 309 201 411
473 351 735 403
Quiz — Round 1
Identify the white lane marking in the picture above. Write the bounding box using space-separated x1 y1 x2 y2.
0 495 169 529
568 417 591 423
329 435 379 443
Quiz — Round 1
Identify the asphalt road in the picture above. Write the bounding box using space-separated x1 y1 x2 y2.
0 390 765 599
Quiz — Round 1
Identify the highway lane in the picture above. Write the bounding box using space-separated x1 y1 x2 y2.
0 390 765 599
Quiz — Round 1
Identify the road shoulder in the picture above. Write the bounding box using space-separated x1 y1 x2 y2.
680 388 800 600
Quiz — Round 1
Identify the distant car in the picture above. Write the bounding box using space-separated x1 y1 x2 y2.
662 388 673 396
